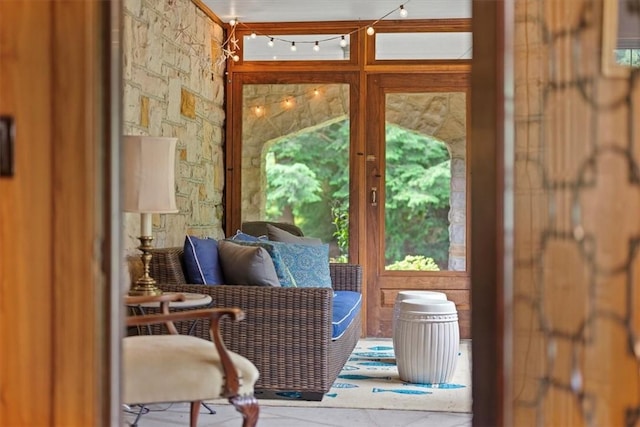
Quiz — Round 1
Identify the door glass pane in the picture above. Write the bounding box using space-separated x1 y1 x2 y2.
384 92 466 271
242 83 350 262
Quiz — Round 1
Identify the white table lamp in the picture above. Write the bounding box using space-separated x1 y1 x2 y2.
123 135 179 296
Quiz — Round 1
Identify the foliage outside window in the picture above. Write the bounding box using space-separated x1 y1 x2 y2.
265 119 451 268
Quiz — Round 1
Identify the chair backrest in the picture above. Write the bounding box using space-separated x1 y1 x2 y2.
241 221 304 238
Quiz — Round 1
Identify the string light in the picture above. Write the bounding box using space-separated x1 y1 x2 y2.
247 86 326 116
222 2 410 62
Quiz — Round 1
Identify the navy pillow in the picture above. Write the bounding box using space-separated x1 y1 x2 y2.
183 235 224 285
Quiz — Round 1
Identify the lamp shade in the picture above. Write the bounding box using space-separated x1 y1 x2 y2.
123 136 179 213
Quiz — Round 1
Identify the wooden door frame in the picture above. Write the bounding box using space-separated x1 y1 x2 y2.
364 71 471 338
470 0 513 426
0 1 120 425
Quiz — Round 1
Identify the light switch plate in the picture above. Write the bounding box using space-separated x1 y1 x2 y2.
0 116 15 177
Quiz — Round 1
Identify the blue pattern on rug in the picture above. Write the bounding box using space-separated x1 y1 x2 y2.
355 361 396 367
339 374 394 380
367 345 394 351
332 383 359 389
372 388 432 395
351 351 395 358
406 382 466 389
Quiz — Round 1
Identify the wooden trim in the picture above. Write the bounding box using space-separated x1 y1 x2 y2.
190 0 225 26
471 0 513 425
0 2 54 425
51 1 110 425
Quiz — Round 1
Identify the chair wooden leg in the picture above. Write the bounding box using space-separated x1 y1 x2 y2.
229 395 259 427
190 401 201 427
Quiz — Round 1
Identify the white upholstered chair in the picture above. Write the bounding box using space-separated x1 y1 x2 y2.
123 294 260 427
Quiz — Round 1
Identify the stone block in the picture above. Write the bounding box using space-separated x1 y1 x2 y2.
140 96 149 128
181 88 197 118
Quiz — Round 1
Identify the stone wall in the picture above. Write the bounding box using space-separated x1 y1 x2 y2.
122 0 226 255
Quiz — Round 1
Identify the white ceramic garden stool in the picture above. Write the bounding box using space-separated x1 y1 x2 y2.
394 298 459 384
392 291 448 350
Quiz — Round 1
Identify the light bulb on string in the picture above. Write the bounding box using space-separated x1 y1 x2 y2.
268 38 274 47
339 35 348 47
290 42 297 51
250 32 257 39
399 5 408 17
254 106 263 116
366 26 375 36
313 88 320 96
229 18 237 26
232 54 240 62
313 41 320 52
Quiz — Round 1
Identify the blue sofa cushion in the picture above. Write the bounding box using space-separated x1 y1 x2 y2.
182 235 224 285
332 291 362 340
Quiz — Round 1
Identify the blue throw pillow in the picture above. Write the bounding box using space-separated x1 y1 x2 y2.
223 239 297 288
230 230 262 242
269 241 332 288
183 235 225 285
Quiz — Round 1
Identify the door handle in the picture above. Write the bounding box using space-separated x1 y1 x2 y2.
371 187 377 206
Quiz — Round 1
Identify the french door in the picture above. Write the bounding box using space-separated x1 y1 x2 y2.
365 72 471 338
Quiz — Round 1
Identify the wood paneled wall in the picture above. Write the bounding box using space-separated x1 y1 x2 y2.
0 1 114 425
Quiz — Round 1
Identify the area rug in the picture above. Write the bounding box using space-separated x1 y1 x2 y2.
252 338 472 413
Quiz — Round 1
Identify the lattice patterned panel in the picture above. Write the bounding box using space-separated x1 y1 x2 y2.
513 0 640 426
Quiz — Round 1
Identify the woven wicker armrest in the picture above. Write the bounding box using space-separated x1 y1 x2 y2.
329 263 362 293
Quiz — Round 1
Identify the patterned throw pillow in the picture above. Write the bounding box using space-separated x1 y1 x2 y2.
217 240 280 287
182 235 225 285
269 241 332 288
224 239 297 287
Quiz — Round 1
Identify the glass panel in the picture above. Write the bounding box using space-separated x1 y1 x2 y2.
375 32 472 60
384 92 466 271
242 83 350 262
243 34 350 61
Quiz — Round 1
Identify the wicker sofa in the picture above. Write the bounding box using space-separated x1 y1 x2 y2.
145 246 363 401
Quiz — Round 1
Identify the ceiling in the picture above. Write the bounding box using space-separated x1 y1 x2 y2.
202 0 471 23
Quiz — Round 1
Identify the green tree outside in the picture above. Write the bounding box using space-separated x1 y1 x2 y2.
265 119 451 268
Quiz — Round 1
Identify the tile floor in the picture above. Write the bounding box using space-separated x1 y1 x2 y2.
123 403 472 427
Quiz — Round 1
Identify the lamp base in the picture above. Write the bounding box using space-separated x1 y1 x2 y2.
129 235 163 296
128 285 163 296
